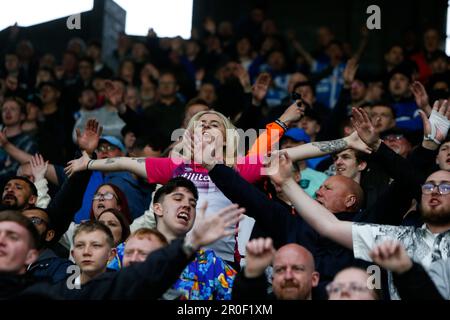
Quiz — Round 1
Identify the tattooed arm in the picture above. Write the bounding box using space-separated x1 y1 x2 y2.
281 131 371 162
65 152 148 179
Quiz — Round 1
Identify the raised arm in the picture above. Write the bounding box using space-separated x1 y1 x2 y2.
72 202 244 299
64 152 147 179
282 130 371 162
247 100 305 156
232 238 275 300
30 154 51 208
411 81 432 117
290 36 315 67
270 152 353 249
66 117 147 179
201 140 306 249
0 130 33 163
350 26 369 62
352 103 450 197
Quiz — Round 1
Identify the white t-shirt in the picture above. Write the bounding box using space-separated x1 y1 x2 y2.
352 223 450 299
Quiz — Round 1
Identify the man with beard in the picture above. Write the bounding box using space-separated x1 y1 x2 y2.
232 238 319 300
269 148 450 299
22 207 73 283
1 176 38 211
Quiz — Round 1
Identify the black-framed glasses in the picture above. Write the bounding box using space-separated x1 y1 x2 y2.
96 145 118 153
421 183 450 195
29 216 48 226
383 134 404 142
92 192 117 201
326 282 370 295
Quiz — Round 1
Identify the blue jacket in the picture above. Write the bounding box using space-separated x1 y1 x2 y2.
73 171 153 222
27 249 74 284
391 98 422 131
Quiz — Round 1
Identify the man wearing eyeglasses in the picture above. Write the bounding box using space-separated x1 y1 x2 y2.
270 148 450 299
380 127 414 158
22 207 74 284
326 266 379 300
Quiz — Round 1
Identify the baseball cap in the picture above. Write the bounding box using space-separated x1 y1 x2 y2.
99 136 126 153
284 128 311 143
380 127 418 145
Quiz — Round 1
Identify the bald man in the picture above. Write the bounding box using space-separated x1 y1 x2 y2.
205 162 365 299
272 152 450 299
327 267 379 300
315 175 364 214
233 238 319 300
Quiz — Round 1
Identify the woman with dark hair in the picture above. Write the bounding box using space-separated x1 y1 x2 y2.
59 183 132 254
98 208 131 245
97 208 131 270
89 183 132 223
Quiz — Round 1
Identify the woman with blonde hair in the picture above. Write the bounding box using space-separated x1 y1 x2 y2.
65 109 268 268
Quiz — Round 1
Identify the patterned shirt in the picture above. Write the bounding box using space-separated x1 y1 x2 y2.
352 223 450 299
107 243 125 271
172 248 237 300
105 244 236 299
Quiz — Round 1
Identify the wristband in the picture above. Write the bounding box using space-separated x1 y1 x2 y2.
87 159 94 170
275 119 288 132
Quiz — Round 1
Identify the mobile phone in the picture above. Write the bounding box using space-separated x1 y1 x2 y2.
291 92 311 110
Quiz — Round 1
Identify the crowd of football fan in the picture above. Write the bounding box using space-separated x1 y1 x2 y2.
1 7 450 300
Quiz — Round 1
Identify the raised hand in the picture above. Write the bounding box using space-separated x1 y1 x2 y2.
351 107 379 151
369 240 413 274
411 81 432 116
279 100 305 126
252 72 271 103
244 238 276 278
64 151 91 178
0 129 9 147
76 119 103 156
193 128 224 170
187 202 245 249
234 63 251 92
264 151 294 186
195 68 205 82
30 154 48 182
343 58 359 87
420 99 450 150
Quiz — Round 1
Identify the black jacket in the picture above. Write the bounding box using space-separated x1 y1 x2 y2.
27 249 74 284
8 239 192 300
393 262 444 300
208 164 359 299
232 272 275 300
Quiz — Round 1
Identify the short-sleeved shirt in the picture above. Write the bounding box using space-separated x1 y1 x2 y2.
352 223 450 299
300 167 328 198
172 248 237 300
145 156 263 262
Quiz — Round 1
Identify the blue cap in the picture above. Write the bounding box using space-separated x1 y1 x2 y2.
284 128 311 143
99 136 127 153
